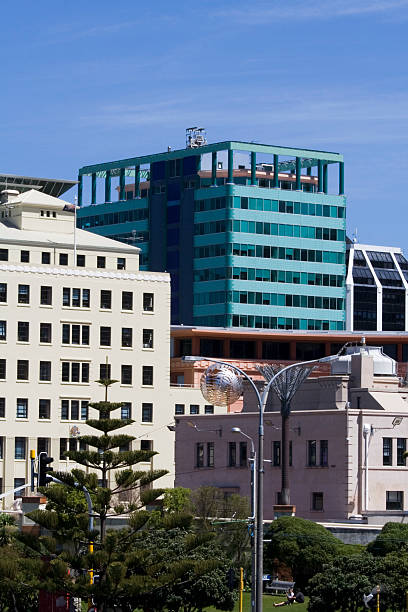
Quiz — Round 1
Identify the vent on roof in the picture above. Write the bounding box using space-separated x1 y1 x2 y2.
0 189 19 204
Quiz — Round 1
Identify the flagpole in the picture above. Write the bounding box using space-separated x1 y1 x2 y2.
74 195 77 264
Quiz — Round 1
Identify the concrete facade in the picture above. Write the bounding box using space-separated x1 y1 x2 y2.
0 187 177 504
175 348 408 523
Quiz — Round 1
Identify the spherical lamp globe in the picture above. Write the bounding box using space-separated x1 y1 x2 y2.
200 363 243 406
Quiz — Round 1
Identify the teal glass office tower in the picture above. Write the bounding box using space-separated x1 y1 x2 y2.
77 140 346 330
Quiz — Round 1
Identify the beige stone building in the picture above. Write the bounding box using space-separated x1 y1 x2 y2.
0 186 177 504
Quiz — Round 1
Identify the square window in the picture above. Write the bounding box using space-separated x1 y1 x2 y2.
100 290 112 309
121 365 132 385
386 491 403 510
143 329 153 349
312 492 324 511
60 438 67 460
100 327 111 347
0 320 6 341
17 321 29 342
20 250 30 263
77 254 85 267
190 405 199 415
97 256 106 269
142 366 153 386
397 439 406 466
100 363 111 380
239 441 247 467
16 398 28 419
81 401 89 420
0 283 6 302
307 440 317 466
141 439 152 451
37 438 49 455
18 285 30 304
142 403 153 423
15 438 26 460
0 398 5 418
117 257 126 270
175 404 185 415
204 405 214 414
40 323 52 343
0 359 6 379
0 437 3 459
122 291 133 310
39 361 51 381
121 402 131 419
14 477 25 497
42 252 51 264
0 249 8 261
59 253 68 265
320 440 328 467
207 442 215 467
383 438 393 466
39 399 50 419
228 442 236 467
143 293 154 312
121 328 132 347
17 360 29 380
40 286 52 305
196 443 204 467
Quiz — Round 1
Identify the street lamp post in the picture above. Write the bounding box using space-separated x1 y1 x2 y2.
232 427 256 612
185 353 339 612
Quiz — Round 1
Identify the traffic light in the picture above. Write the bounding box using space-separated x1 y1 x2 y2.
38 452 54 486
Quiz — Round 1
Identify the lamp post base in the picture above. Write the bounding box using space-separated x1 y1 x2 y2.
273 504 296 519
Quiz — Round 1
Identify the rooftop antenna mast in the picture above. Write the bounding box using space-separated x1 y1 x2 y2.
186 127 207 148
352 227 358 244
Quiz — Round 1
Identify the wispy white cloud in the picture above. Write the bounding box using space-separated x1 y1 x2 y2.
215 0 408 23
79 86 408 147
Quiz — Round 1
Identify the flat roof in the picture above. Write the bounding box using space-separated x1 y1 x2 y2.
170 325 408 340
79 140 343 176
0 173 77 198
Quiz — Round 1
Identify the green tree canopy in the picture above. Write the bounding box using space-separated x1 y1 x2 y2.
264 516 362 590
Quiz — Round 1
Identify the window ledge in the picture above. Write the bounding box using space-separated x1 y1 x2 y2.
16 380 29 383
141 384 154 388
15 418 29 422
39 304 53 308
39 380 52 384
121 347 133 350
141 422 153 425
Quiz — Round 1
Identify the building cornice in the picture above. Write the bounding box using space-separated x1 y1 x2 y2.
0 263 170 283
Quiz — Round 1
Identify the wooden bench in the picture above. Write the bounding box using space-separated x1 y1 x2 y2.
265 580 295 594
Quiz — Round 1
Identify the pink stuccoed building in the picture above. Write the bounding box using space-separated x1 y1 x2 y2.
175 346 408 524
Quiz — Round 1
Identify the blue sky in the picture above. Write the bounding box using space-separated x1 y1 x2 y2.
1 0 407 249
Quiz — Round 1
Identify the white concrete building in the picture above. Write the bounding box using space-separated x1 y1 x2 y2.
0 187 175 503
